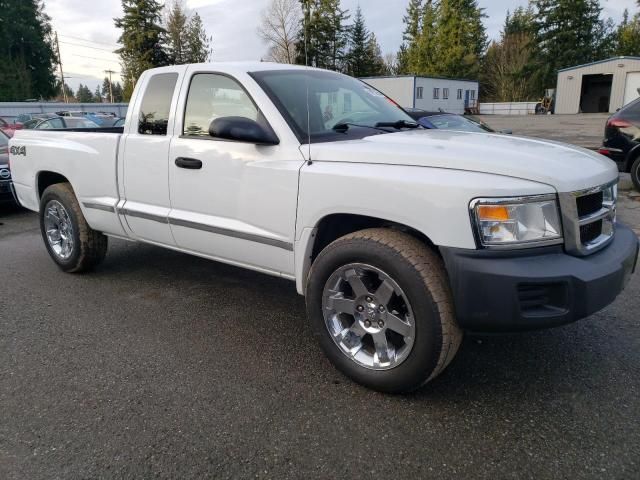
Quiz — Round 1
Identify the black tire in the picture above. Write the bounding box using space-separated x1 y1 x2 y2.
306 228 462 393
39 183 108 272
631 156 640 192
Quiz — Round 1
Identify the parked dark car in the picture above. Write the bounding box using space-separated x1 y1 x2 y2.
404 108 510 134
0 130 16 205
599 97 640 191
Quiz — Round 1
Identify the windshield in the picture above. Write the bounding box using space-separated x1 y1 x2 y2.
250 69 416 143
419 114 494 133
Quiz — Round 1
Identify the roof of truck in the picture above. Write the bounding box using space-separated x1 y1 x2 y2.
146 62 325 75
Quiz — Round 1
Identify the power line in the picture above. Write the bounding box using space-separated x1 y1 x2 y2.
71 53 120 64
66 70 121 77
58 34 119 48
58 40 116 53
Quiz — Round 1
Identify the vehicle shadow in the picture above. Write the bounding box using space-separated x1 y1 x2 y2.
96 238 629 404
0 202 24 218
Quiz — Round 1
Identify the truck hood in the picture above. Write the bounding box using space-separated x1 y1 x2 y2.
310 129 618 192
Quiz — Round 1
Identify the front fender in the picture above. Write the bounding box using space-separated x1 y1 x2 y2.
293 162 556 294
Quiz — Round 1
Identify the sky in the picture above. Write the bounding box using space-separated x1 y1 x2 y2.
44 0 638 92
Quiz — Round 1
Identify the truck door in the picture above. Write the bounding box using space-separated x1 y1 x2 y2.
168 71 303 277
121 71 181 245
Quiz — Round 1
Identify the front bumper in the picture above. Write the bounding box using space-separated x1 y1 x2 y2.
441 223 639 332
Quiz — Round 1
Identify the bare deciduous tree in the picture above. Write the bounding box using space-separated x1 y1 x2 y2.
482 33 537 102
383 52 399 75
258 0 302 64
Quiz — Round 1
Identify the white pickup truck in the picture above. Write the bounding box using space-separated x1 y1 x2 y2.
9 63 639 392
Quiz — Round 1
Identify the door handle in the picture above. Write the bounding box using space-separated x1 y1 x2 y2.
175 157 203 169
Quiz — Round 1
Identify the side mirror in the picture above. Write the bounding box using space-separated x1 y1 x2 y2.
209 116 279 145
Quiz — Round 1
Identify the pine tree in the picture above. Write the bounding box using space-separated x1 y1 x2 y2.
431 0 487 79
615 8 640 56
0 0 58 101
366 33 386 76
94 85 103 103
185 13 213 63
413 0 438 75
398 0 423 74
533 0 615 88
295 0 350 72
165 2 212 64
166 0 189 64
344 7 385 77
101 77 112 102
115 0 169 100
112 82 125 103
76 84 94 103
345 6 368 76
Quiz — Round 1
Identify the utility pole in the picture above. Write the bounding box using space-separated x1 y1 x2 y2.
104 69 115 103
55 32 68 103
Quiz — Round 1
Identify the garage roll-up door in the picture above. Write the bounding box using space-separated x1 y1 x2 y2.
623 72 640 106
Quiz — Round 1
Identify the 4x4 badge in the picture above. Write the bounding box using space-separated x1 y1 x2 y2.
10 145 26 156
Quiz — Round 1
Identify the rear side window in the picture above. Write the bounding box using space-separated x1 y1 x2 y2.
183 73 259 137
138 73 178 135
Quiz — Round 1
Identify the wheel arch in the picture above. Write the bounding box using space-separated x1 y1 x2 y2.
625 144 640 172
295 212 438 295
37 171 71 200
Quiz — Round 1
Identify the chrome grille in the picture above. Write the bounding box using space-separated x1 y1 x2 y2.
558 181 617 256
576 191 603 217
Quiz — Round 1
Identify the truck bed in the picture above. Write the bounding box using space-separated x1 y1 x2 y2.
10 129 122 215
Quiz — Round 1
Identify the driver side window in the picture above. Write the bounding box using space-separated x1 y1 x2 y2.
183 74 259 137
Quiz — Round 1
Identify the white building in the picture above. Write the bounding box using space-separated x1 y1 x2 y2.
555 56 640 114
360 75 479 114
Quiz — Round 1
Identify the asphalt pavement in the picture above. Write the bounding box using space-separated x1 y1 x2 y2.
1 204 639 479
477 113 610 149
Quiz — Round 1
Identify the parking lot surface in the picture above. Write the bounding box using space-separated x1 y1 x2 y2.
478 113 609 148
1 197 639 479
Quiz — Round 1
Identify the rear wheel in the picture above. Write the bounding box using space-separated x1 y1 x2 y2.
306 228 462 393
39 183 108 272
631 156 640 192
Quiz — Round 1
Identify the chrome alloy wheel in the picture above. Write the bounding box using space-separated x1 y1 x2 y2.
44 200 75 260
322 263 416 370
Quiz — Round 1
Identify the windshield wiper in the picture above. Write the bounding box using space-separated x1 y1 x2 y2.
332 122 392 133
374 120 420 129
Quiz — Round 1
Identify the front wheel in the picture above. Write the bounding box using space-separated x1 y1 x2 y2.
631 156 640 192
39 183 108 272
306 229 462 393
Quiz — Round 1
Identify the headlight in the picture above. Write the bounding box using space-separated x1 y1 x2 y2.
471 195 563 248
